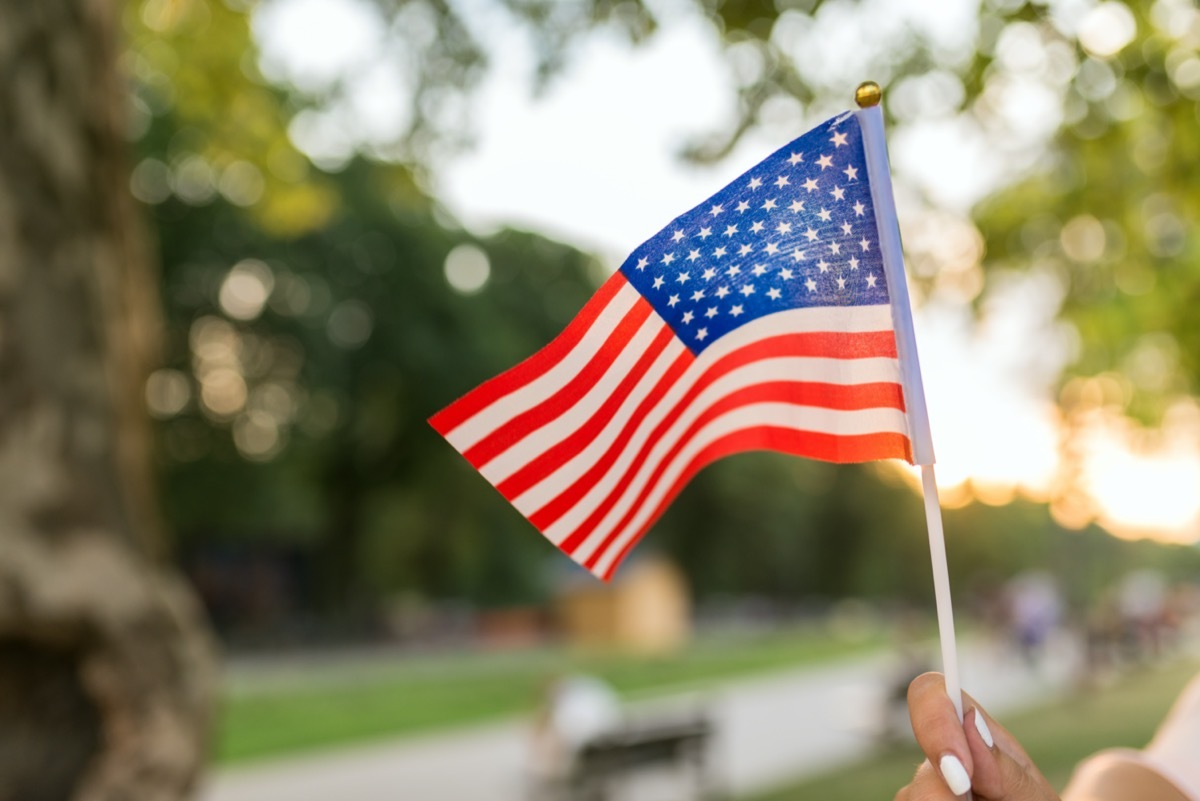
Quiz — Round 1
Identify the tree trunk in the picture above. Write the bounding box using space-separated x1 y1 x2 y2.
0 2 217 800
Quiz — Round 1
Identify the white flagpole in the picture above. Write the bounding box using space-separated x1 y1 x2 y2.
854 83 966 724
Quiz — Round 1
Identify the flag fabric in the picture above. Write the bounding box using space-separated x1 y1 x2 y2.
430 110 914 580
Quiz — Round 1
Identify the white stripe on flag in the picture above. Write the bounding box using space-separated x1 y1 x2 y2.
514 352 900 518
443 281 643 452
695 303 895 361
584 401 911 572
518 305 901 539
553 379 905 552
506 337 689 511
449 300 895 453
505 304 898 485
479 313 670 483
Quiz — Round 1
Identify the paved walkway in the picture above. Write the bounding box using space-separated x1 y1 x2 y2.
199 637 1079 801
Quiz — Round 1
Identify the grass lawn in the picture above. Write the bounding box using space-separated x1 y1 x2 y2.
218 624 885 764
747 658 1200 801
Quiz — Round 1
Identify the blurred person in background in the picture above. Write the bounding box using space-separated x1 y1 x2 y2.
1117 569 1170 662
528 674 622 793
1005 571 1064 669
894 671 1200 801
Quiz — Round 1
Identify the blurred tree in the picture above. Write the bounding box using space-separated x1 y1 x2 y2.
352 0 1198 422
134 94 603 625
973 1 1200 421
111 0 619 636
120 0 1200 633
127 0 971 625
281 0 979 167
0 1 214 799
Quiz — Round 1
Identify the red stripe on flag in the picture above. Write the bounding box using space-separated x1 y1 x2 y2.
529 329 902 533
525 346 696 526
428 271 629 436
561 379 906 557
495 324 677 499
462 299 653 467
595 427 912 579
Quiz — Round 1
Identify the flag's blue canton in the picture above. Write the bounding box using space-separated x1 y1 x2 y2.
619 113 890 355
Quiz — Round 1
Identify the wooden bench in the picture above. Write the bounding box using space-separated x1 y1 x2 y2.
561 716 715 801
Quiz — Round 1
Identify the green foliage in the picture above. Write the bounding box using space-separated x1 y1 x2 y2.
146 145 602 606
126 2 608 609
973 3 1200 419
123 0 1200 630
126 0 338 236
651 459 930 600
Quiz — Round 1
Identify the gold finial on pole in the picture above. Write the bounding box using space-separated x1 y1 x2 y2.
855 81 882 108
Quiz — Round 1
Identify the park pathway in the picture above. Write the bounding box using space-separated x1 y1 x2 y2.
199 638 1078 801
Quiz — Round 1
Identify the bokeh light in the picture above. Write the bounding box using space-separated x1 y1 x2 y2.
233 409 285 460
145 368 192 418
1078 2 1138 59
326 299 373 348
443 243 490 294
218 160 266 207
219 259 275 321
200 367 248 418
1059 215 1106 263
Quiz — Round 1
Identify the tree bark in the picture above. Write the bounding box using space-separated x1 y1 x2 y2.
0 2 217 800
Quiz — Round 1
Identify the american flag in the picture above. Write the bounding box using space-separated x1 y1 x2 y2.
431 111 915 580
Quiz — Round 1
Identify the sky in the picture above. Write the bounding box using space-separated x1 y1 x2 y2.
253 0 1200 545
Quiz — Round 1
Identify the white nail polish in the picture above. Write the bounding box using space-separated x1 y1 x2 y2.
974 710 994 748
940 754 971 796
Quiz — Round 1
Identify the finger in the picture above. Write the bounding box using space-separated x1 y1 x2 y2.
895 759 965 801
908 673 973 796
964 704 1058 801
961 690 1036 772
964 706 1004 793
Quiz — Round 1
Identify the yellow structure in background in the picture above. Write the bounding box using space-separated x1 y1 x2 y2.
555 556 690 655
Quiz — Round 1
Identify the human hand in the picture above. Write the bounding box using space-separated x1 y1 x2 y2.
894 672 1060 801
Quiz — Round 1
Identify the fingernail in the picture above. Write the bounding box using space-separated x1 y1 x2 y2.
939 753 971 796
974 709 994 749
